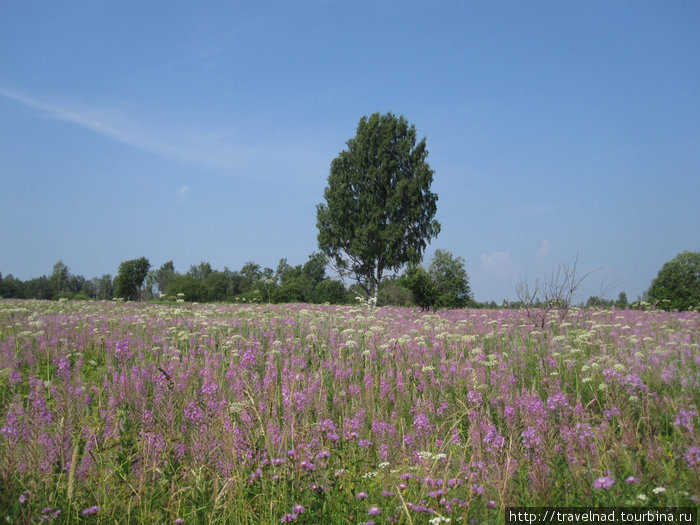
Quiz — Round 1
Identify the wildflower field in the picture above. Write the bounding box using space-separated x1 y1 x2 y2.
0 300 698 524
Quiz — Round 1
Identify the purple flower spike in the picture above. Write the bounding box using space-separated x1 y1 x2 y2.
81 505 100 515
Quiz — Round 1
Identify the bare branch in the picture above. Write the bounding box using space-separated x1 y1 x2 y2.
516 254 600 328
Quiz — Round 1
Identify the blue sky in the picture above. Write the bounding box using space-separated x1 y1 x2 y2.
1 1 698 302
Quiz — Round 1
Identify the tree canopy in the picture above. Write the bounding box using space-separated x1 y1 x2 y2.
114 257 151 301
316 112 440 302
429 249 471 308
647 251 700 311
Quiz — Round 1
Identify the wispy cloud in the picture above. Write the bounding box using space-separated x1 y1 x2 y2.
538 239 551 257
175 185 189 203
0 87 183 159
0 87 326 179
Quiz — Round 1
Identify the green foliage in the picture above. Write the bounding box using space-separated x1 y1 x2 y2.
154 261 175 296
96 274 113 300
0 273 25 298
377 277 413 306
615 291 629 309
401 264 436 310
313 279 349 304
114 257 151 301
317 112 440 301
49 260 70 297
647 251 700 311
24 276 54 300
429 248 471 308
187 261 213 281
166 274 204 302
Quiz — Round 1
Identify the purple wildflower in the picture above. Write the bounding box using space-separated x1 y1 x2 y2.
467 390 483 406
684 446 700 469
625 476 640 484
356 492 368 500
81 505 100 515
674 407 698 434
593 475 615 490
368 506 381 516
280 513 297 523
292 504 305 514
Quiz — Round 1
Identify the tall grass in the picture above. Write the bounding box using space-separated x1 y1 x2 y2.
0 300 698 523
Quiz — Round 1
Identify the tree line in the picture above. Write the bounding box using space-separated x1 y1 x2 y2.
1 250 697 311
0 248 475 308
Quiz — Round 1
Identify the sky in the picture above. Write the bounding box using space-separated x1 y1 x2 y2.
1 1 698 303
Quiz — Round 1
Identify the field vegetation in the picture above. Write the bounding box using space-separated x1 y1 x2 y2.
1 299 698 523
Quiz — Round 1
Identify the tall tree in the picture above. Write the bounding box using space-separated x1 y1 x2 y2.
647 251 700 311
316 112 440 303
114 257 150 301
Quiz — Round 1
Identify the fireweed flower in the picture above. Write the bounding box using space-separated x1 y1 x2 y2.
684 446 700 469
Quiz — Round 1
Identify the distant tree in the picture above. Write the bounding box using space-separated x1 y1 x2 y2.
67 274 86 296
647 251 700 311
586 295 613 308
303 252 328 284
377 277 413 307
275 278 306 303
313 279 349 304
204 271 231 302
275 258 291 285
96 274 113 300
240 262 262 293
154 261 175 296
114 257 151 301
222 267 243 297
402 265 437 311
187 261 213 281
24 276 54 299
317 112 440 304
166 274 205 302
615 291 628 309
50 261 70 297
0 273 25 298
429 249 471 309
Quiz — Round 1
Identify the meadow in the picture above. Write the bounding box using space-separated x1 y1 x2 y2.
0 299 698 524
